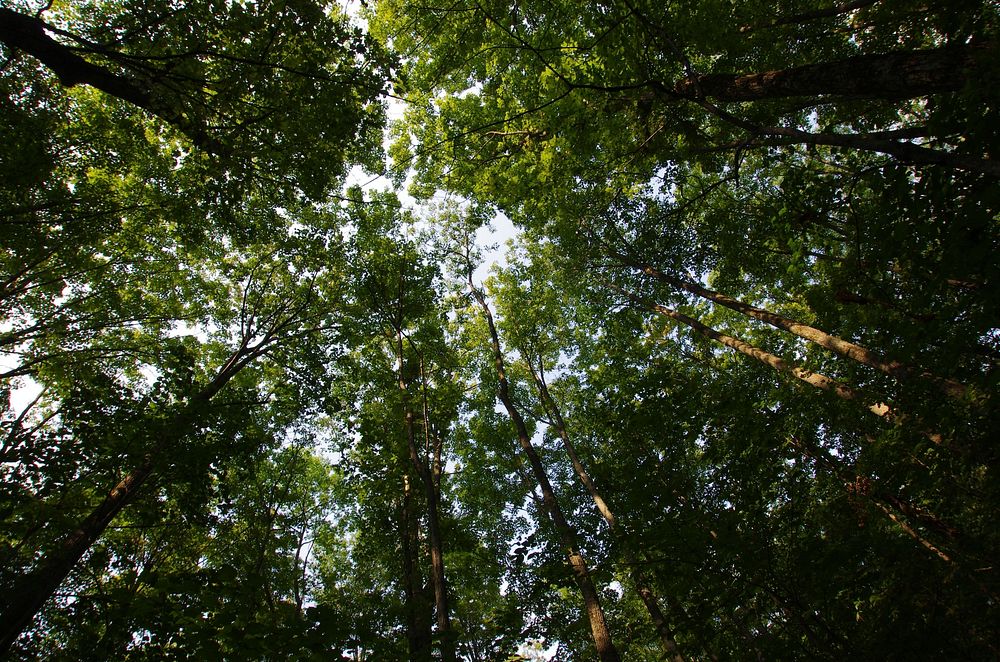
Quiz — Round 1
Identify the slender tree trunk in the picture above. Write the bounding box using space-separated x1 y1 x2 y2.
0 455 155 653
611 282 893 417
673 42 995 102
788 435 958 564
469 285 621 662
0 363 239 653
526 356 685 662
607 281 948 446
419 357 457 662
614 250 967 399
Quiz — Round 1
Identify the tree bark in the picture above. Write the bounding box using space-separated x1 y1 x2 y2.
0 7 224 153
420 358 457 662
674 43 995 102
0 305 296 654
604 280 924 423
396 329 456 662
614 250 968 399
400 473 434 662
0 456 155 653
526 356 686 662
469 285 621 662
0 386 218 653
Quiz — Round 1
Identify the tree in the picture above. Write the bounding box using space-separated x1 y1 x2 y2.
0 0 389 200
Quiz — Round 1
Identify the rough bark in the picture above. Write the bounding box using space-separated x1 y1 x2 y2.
614 251 968 400
674 43 995 102
526 356 685 662
470 285 621 662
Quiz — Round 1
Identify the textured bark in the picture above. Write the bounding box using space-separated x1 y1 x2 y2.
0 8 224 153
674 43 995 101
616 251 968 399
470 286 620 662
527 356 685 662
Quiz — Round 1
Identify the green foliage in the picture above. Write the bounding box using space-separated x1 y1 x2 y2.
2 0 999 659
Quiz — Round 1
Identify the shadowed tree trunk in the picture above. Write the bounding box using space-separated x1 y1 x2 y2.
673 43 995 102
0 7 224 153
0 284 312 654
0 350 247 653
400 472 434 661
396 327 456 662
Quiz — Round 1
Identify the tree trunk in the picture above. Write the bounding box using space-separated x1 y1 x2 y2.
400 473 433 661
470 285 621 662
0 372 237 653
526 356 686 662
0 7 224 153
0 456 155 653
674 42 995 102
0 320 289 654
604 281 950 441
614 250 968 399
397 328 456 662
419 358 457 662
788 435 958 565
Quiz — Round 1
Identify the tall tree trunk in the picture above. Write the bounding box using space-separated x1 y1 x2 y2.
419 357 457 662
613 250 968 399
788 435 958 564
526 355 686 662
673 42 995 102
469 285 621 662
400 473 433 661
396 327 456 662
0 455 156 653
0 385 219 653
605 281 949 446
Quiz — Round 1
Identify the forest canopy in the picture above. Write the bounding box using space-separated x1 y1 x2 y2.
1 0 998 659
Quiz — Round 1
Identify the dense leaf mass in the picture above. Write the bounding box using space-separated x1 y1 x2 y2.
1 0 998 659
